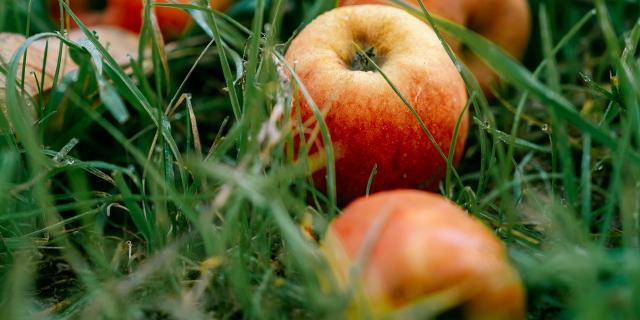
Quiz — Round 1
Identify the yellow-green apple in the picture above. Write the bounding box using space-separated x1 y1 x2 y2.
339 0 531 94
321 190 525 319
285 5 468 204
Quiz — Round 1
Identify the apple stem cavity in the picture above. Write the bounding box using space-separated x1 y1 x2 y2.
89 0 108 11
351 46 379 72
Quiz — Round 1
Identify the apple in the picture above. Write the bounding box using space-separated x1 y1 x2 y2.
101 0 192 40
49 0 105 28
339 0 531 94
321 190 525 319
285 5 468 204
50 0 233 40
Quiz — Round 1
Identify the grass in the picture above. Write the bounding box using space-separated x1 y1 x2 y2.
1 0 640 318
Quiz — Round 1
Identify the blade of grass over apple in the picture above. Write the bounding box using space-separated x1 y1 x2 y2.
446 95 472 196
389 0 500 203
275 51 338 214
3 30 113 309
19 1 33 96
389 284 472 319
178 1 251 49
342 198 399 318
58 2 188 173
36 40 48 123
294 97 329 212
44 4 67 130
365 164 378 196
140 0 184 201
4 32 61 211
66 2 192 202
351 43 466 191
141 0 171 102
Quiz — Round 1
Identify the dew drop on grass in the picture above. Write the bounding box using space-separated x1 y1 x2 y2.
541 124 549 133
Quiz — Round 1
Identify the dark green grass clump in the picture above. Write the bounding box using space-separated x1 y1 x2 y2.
1 0 640 318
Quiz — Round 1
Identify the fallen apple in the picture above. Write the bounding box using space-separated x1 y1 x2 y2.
49 0 233 40
285 5 468 204
339 0 531 94
1 27 140 131
49 0 106 28
321 190 525 319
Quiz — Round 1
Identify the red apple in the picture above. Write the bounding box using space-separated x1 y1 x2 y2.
102 0 192 40
321 190 525 319
285 5 468 204
339 0 531 94
49 0 105 28
50 0 233 40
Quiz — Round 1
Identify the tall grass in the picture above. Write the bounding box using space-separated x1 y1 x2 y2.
1 0 639 318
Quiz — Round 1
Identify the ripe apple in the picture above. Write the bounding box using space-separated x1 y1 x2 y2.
321 190 525 319
285 5 468 204
50 0 233 40
49 0 105 28
102 0 192 40
339 0 531 94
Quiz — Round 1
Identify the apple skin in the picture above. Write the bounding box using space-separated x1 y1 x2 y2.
285 5 468 204
321 190 525 319
50 0 233 40
339 0 531 94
